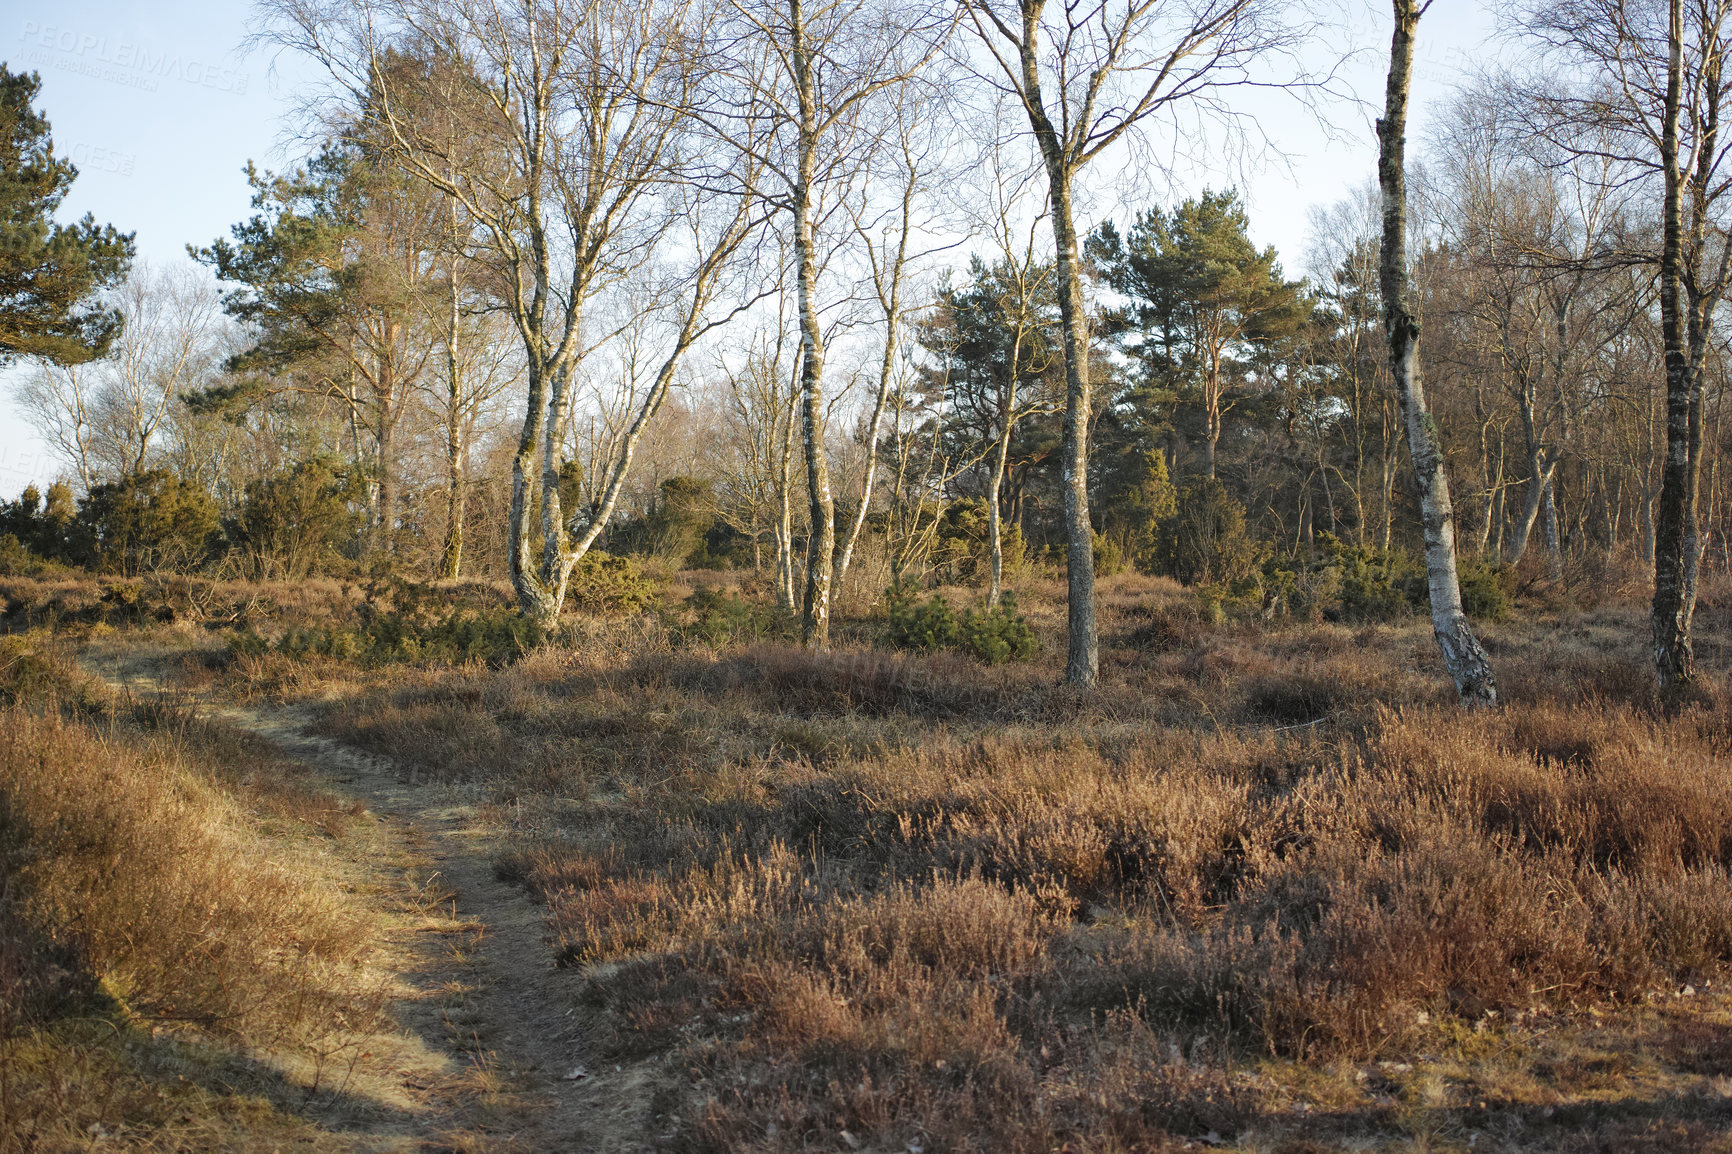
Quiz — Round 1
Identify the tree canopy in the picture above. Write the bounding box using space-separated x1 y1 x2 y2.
0 66 134 366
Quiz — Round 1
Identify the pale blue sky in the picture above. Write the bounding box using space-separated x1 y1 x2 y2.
0 0 1498 494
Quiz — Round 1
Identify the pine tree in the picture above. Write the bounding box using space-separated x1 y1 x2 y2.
195 143 437 559
1088 191 1309 481
0 66 134 366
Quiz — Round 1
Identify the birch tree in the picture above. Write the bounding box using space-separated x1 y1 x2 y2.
1377 0 1498 706
1513 0 1732 693
18 262 229 490
960 0 1309 686
690 0 954 648
263 0 763 625
836 82 957 588
974 184 1057 607
930 142 1060 606
716 323 805 607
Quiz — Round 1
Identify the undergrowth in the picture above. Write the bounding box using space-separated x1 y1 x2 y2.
20 569 1732 1151
882 586 1040 664
0 639 389 1151
289 575 1732 1152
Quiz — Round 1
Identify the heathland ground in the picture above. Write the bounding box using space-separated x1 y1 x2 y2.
3 567 1731 1152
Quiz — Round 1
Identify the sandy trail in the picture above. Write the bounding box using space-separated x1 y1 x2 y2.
83 646 659 1154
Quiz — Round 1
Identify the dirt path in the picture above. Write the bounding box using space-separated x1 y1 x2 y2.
82 646 660 1154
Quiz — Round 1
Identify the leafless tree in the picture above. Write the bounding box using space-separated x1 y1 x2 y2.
1429 105 1640 580
1306 187 1402 551
959 0 1312 686
1511 0 1732 693
424 236 522 579
688 0 956 648
1378 0 1498 706
835 81 957 588
262 0 765 625
715 322 806 606
17 261 229 491
953 129 1059 607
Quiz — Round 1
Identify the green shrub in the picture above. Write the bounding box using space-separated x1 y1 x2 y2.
675 585 772 647
0 483 77 563
883 587 1038 664
1326 537 1421 623
0 533 53 577
1191 577 1266 624
1091 531 1129 578
1254 538 1514 625
956 593 1040 663
1259 552 1343 622
567 552 659 615
226 459 360 580
417 607 547 664
884 587 960 652
1096 450 1177 572
267 606 544 668
928 498 1030 587
1153 478 1262 586
1457 557 1516 621
610 476 723 567
75 470 220 575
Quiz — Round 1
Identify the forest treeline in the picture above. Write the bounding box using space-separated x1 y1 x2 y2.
3 0 1728 694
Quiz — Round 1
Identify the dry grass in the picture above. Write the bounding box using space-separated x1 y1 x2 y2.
196 572 1728 1151
0 638 397 1152
29 569 1732 1150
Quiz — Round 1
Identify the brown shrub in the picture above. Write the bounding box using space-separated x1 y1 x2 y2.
0 708 375 1038
0 646 386 1150
248 584 1732 1149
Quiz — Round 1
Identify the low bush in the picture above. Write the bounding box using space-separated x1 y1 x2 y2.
0 644 383 1149
1458 555 1517 620
567 551 660 615
225 458 362 581
290 590 1732 1151
673 585 774 648
882 588 1039 664
1325 535 1422 622
0 534 64 579
1257 536 1513 624
921 498 1033 587
241 604 544 668
75 470 221 576
1153 477 1264 586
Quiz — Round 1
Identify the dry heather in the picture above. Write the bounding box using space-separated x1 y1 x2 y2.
211 574 1732 1152
0 639 396 1152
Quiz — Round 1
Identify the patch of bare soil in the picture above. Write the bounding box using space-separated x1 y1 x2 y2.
84 644 662 1154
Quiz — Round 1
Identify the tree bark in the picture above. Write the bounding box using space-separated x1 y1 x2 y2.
776 364 799 613
375 349 397 560
1045 173 1098 686
792 0 836 650
1541 476 1565 583
1203 366 1221 480
1652 0 1702 695
1504 451 1554 566
441 269 465 580
1378 0 1497 708
986 360 1021 608
836 218 908 589
511 358 561 625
